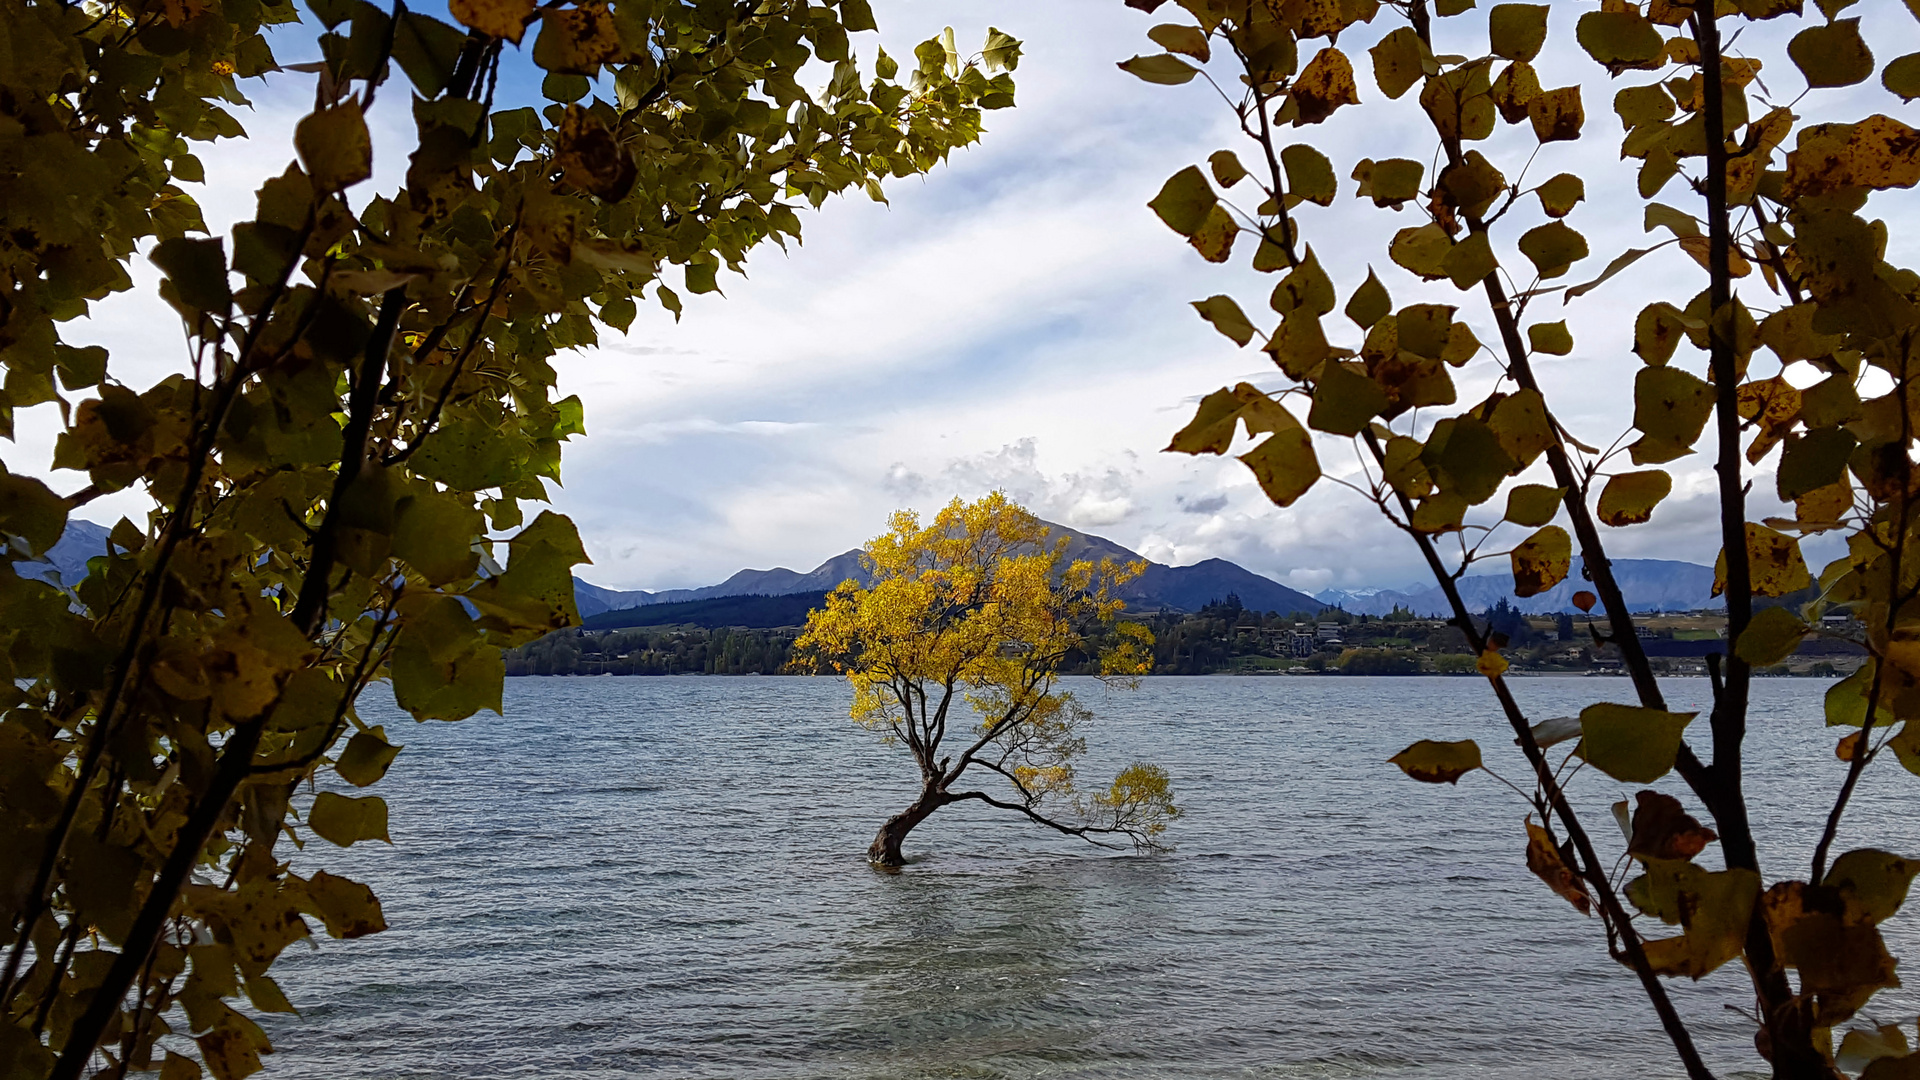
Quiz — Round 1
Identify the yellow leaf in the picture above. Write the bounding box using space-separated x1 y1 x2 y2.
1188 204 1238 262
1239 424 1322 507
1369 26 1426 99
1389 738 1483 783
1489 388 1554 465
308 791 391 847
448 0 534 42
1488 3 1548 61
1291 46 1360 124
1535 172 1584 218
1577 702 1696 783
1525 819 1592 913
1527 85 1583 143
1477 648 1509 677
1712 523 1812 598
1733 606 1806 666
1789 18 1874 89
1165 384 1291 455
1504 483 1564 527
1596 469 1671 526
1511 525 1571 597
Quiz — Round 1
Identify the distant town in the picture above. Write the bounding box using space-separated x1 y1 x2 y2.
505 593 1864 679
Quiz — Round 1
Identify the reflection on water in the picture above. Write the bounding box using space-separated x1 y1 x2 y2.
262 676 1915 1080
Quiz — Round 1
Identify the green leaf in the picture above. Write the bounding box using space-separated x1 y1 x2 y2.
1238 417 1320 508
1535 173 1584 218
1827 850 1920 924
391 10 466 97
1422 415 1514 504
1634 864 1760 978
1633 302 1691 365
1564 244 1667 302
1504 483 1564 527
1397 303 1456 360
392 490 484 585
1389 739 1482 783
1630 366 1713 464
1734 606 1806 667
982 27 1022 70
1489 3 1549 61
1576 10 1664 73
1490 388 1554 465
1308 361 1389 436
1345 269 1391 329
294 103 373 191
1280 143 1337 205
542 72 590 102
1827 663 1892 728
1150 24 1211 63
1885 52 1920 101
1369 26 1427 99
335 727 401 787
1512 525 1571 597
1577 703 1696 783
151 237 232 316
1192 295 1257 347
1441 151 1506 218
1613 84 1674 130
1389 223 1453 280
1149 166 1216 236
412 414 523 491
299 871 387 939
467 510 591 636
1118 53 1199 85
1208 149 1246 188
308 792 390 847
840 0 878 33
1644 202 1700 238
1776 428 1857 500
1269 248 1336 317
1443 231 1497 290
1528 321 1573 355
392 594 506 720
1596 469 1671 526
1167 384 1297 455
1789 18 1875 89
1366 158 1425 207
0 471 70 558
1517 221 1588 279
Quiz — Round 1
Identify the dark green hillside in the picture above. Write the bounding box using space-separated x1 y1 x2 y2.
582 591 829 631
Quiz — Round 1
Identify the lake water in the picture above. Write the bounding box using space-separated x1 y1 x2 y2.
262 676 1918 1080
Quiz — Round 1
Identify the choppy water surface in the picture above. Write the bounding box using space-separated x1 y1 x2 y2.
265 676 1917 1079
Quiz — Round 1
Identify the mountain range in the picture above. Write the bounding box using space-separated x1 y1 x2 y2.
573 521 1329 620
1315 558 1723 616
31 517 1724 623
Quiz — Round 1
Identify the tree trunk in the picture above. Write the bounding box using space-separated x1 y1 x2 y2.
868 788 945 866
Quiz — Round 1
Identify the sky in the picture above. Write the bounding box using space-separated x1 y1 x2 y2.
14 0 1920 594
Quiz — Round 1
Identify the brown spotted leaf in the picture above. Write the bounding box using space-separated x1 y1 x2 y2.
1525 819 1593 915
1627 791 1717 861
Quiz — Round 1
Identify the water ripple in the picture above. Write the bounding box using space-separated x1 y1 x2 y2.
260 676 1916 1080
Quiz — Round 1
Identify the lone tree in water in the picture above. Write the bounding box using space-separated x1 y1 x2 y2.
795 493 1178 866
